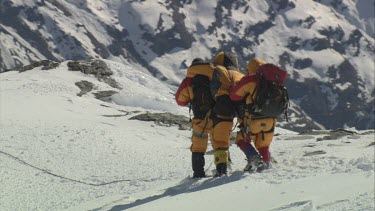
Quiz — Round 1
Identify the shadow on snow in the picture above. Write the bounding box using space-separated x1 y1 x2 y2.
107 171 246 211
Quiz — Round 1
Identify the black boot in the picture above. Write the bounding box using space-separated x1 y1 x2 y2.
214 149 228 177
192 152 206 178
215 163 227 177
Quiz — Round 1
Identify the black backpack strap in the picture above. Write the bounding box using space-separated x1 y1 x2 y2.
199 109 212 137
285 89 290 122
189 103 192 123
250 85 257 101
193 130 208 138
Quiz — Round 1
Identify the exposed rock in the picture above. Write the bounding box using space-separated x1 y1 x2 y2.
299 130 331 135
316 129 357 141
299 16 316 29
303 144 316 148
142 1 195 56
118 110 141 115
294 58 312 69
271 0 296 11
345 29 363 56
75 80 94 97
287 36 301 51
299 128 359 141
129 112 190 130
42 61 60 70
67 59 122 89
99 109 141 117
6 60 60 72
278 104 323 132
102 114 128 117
99 76 122 90
360 130 375 135
308 38 330 51
278 51 292 70
67 59 112 76
303 150 326 156
298 128 357 141
319 26 345 41
93 90 118 100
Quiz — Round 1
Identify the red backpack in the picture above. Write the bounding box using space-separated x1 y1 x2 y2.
250 64 289 120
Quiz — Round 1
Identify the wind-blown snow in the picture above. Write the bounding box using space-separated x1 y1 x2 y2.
0 60 374 211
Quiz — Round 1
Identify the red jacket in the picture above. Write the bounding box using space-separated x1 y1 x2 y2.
230 74 258 104
175 77 193 106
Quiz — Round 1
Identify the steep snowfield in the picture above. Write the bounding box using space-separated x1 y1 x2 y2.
0 61 374 211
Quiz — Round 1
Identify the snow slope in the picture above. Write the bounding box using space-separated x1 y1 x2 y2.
0 61 374 211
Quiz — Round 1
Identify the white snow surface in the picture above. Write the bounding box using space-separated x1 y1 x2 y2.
0 61 374 211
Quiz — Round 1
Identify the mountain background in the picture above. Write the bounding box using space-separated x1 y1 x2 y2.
0 0 374 131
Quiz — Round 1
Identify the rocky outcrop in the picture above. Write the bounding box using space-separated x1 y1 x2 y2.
299 128 358 141
93 90 118 100
68 60 122 90
129 112 190 130
5 60 59 72
75 80 94 97
67 60 112 76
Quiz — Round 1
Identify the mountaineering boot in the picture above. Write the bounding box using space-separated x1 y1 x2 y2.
258 161 271 172
192 152 206 178
241 143 262 172
255 160 269 173
244 154 267 173
214 149 228 177
215 163 227 177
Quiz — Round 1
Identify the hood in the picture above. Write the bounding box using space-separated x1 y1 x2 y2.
246 58 267 74
213 51 239 70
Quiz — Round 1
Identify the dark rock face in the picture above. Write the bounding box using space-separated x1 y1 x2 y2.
67 60 122 90
299 128 359 141
271 0 296 11
303 150 326 156
5 60 59 72
129 112 190 130
67 60 112 76
299 16 316 29
93 90 118 100
0 3 57 63
75 80 94 97
143 2 195 56
285 57 374 130
293 58 313 69
279 103 323 132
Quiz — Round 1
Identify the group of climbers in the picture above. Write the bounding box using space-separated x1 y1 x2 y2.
175 51 288 178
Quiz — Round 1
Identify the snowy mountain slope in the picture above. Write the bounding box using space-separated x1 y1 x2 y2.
0 60 374 211
0 0 374 130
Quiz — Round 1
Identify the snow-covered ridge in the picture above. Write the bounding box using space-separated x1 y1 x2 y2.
1 59 180 114
0 59 322 132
